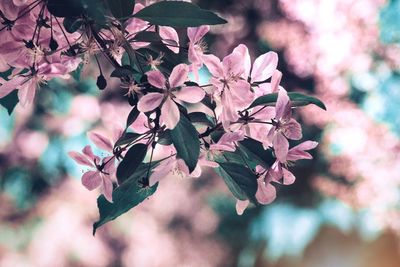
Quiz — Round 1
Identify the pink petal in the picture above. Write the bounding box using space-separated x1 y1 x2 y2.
103 156 116 177
68 151 94 167
82 145 96 161
222 52 244 77
236 199 250 215
232 44 251 79
160 97 180 129
176 159 190 176
174 86 205 103
251 51 278 82
82 171 102 191
282 168 296 185
0 76 25 98
159 26 179 54
273 132 289 163
169 63 189 88
188 44 202 65
187 25 209 43
146 70 166 88
102 176 114 203
149 157 175 186
137 92 164 112
287 141 318 161
17 79 36 107
202 54 224 77
291 140 318 151
271 70 282 92
282 119 302 140
255 179 276 204
88 132 113 152
275 88 290 120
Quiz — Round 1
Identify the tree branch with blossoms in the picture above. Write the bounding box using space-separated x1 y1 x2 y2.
0 0 326 234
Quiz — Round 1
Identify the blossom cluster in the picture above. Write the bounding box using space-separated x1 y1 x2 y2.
0 0 324 226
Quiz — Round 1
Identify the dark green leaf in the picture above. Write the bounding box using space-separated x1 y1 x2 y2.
170 113 200 172
93 163 157 234
238 138 275 169
132 31 162 43
110 65 135 78
0 90 18 115
96 74 107 90
106 0 135 22
114 132 141 147
116 143 148 184
126 106 140 127
249 92 327 110
157 130 172 146
215 162 258 202
63 17 83 33
134 1 227 27
201 95 216 111
47 0 84 17
188 112 214 127
71 63 84 81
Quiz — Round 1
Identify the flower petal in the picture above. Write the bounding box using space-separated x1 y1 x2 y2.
146 70 166 88
88 132 113 152
282 168 296 185
159 26 180 54
82 171 102 191
174 86 205 103
18 79 36 107
137 92 164 112
282 119 302 140
271 70 282 92
202 54 224 77
187 25 209 43
169 63 189 88
236 199 250 215
149 158 175 186
273 132 289 163
251 51 278 82
0 75 24 98
255 179 276 204
161 97 180 129
275 88 290 120
232 44 251 79
102 176 114 203
68 151 94 167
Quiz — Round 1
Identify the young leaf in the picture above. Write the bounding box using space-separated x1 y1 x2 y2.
106 0 135 22
0 90 18 115
116 143 148 184
170 114 200 173
133 1 227 27
215 162 258 203
93 163 157 234
249 92 327 110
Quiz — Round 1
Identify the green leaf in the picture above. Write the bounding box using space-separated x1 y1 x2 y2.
132 31 162 43
126 106 140 127
110 65 135 78
63 17 83 33
93 163 157 234
157 130 172 146
114 132 141 147
133 1 227 27
47 0 84 17
188 112 215 127
238 138 275 169
0 91 18 115
116 143 148 184
215 162 258 202
106 0 135 22
70 63 83 81
170 114 200 173
249 92 327 110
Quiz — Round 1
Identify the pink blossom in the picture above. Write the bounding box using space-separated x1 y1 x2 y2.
137 64 205 129
68 145 115 203
267 88 302 162
187 25 210 76
209 131 245 152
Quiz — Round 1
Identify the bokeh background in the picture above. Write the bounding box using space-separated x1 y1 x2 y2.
2 0 400 266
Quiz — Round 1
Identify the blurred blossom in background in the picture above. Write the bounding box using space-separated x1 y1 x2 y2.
2 0 400 266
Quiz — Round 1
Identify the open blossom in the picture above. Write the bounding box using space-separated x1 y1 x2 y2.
0 61 79 106
267 88 302 162
137 63 205 129
68 145 115 203
187 25 210 76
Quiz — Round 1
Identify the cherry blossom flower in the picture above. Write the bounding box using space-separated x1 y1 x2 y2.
267 88 302 162
187 25 210 77
68 145 115 203
137 63 205 129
